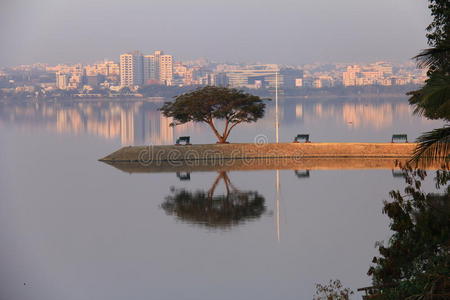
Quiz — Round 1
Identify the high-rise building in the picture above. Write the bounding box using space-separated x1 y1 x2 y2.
159 53 173 86
120 51 144 87
214 73 229 87
121 50 173 86
143 55 158 84
153 50 162 75
56 72 69 90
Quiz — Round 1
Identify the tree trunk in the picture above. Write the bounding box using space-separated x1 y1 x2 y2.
217 136 227 143
222 121 241 142
206 120 231 143
206 120 226 143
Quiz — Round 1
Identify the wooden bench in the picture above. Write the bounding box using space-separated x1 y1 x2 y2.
392 169 405 178
176 172 191 181
176 136 191 145
294 170 310 178
293 134 310 143
391 134 408 143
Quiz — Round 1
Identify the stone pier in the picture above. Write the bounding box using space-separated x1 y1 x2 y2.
100 143 417 163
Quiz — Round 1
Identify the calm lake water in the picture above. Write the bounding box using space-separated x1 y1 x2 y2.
0 97 443 300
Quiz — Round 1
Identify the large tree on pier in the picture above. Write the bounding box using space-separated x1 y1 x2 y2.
160 86 268 143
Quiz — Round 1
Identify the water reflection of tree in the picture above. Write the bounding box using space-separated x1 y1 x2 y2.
367 165 450 299
161 172 266 228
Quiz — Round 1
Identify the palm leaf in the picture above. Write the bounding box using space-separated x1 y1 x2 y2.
408 72 450 121
413 38 450 70
410 126 450 166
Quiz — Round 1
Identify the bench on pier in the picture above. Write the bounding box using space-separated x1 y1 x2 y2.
391 134 408 143
176 172 191 181
294 170 310 178
176 136 191 145
392 169 405 178
293 134 310 143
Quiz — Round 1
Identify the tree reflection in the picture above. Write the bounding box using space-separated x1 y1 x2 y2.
161 172 266 229
367 164 450 299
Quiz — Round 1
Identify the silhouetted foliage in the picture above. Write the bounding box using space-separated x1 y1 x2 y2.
409 71 450 122
313 279 354 300
368 165 450 299
426 0 450 50
160 86 268 143
408 1 450 163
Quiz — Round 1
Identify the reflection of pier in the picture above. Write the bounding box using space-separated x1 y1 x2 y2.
101 157 426 174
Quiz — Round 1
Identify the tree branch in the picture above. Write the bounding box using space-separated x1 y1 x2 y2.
207 119 224 142
222 118 230 138
223 121 242 141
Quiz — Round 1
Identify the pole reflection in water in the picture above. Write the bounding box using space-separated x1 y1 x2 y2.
276 169 281 242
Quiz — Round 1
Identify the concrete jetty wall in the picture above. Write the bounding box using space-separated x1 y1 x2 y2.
100 143 417 163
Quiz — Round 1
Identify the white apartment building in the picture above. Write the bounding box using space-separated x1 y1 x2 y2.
343 62 394 86
120 51 144 87
159 54 173 85
342 65 361 86
56 72 69 90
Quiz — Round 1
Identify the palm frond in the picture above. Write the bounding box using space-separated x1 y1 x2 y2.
408 72 450 121
410 126 450 166
414 48 450 70
413 39 450 70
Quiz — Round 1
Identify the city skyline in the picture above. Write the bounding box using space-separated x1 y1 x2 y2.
0 53 427 101
0 51 428 70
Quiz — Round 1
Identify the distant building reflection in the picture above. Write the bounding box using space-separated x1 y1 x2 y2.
0 101 198 145
0 99 435 145
290 100 418 129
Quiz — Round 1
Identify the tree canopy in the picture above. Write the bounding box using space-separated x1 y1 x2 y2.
160 86 268 143
426 0 450 49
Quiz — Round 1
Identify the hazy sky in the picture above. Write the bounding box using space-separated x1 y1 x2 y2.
0 0 431 67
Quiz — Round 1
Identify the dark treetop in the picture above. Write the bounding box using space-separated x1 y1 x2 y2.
160 86 268 143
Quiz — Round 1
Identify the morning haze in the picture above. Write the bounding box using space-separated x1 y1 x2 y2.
0 0 431 66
